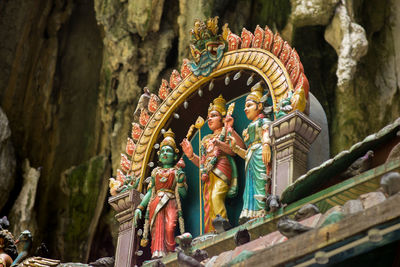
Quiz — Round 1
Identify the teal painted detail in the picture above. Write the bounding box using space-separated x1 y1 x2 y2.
320 211 345 227
225 250 255 266
281 120 400 204
182 95 253 236
189 44 225 77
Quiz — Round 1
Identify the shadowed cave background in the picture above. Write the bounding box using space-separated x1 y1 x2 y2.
0 0 399 263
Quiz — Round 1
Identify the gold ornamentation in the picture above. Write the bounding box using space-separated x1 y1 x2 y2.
246 82 264 103
160 128 179 153
208 94 227 116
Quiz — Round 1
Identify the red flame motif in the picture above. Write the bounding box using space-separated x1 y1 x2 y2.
158 79 171 100
272 32 284 57
252 25 264 48
139 108 150 127
279 41 291 65
126 138 136 156
148 94 160 113
263 26 274 51
241 28 254 49
120 153 131 173
169 70 182 89
181 59 192 79
117 169 126 183
228 32 241 51
131 122 142 141
295 72 310 99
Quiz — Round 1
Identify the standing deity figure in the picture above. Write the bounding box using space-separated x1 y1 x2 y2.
0 230 17 267
229 82 272 223
134 129 187 258
181 95 245 233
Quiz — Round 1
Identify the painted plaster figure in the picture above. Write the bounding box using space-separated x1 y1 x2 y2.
0 230 17 267
181 95 245 233
229 82 272 223
134 129 187 258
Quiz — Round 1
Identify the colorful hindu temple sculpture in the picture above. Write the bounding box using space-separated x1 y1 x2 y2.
229 83 272 223
189 17 227 77
134 129 187 258
0 230 17 267
181 95 245 233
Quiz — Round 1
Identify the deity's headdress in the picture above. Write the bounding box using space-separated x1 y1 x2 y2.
208 95 227 116
160 128 179 153
246 82 265 103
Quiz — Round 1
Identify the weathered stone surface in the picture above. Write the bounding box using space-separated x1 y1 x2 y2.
9 159 40 238
290 0 340 27
330 0 400 155
342 199 364 215
0 107 15 212
324 2 368 89
359 191 387 209
127 0 165 38
57 155 110 262
0 0 399 262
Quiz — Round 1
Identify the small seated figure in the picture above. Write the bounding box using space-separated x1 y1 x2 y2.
0 230 17 267
134 129 187 258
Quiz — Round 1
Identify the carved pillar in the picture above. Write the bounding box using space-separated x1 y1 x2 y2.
271 111 321 196
109 190 141 267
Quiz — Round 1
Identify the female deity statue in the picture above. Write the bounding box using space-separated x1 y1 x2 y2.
229 82 272 223
181 95 245 233
134 129 187 258
0 230 17 267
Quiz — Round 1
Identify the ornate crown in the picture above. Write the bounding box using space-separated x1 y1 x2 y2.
246 82 265 103
160 128 179 153
208 95 227 116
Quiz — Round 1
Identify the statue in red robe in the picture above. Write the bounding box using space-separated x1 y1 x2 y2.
134 129 187 258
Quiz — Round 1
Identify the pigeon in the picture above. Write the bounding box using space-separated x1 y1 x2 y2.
176 247 203 267
266 195 281 212
212 214 232 234
380 172 400 196
340 150 374 179
133 87 151 122
89 256 115 267
34 243 49 258
0 216 10 230
234 228 250 246
294 204 320 221
254 194 281 212
277 216 313 238
175 233 193 250
192 249 208 263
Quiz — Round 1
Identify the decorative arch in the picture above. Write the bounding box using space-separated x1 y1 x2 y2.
113 22 310 193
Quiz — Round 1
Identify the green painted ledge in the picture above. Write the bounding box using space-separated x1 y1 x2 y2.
155 159 400 267
282 118 400 204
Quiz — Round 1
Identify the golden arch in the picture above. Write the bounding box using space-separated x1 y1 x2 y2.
133 48 294 191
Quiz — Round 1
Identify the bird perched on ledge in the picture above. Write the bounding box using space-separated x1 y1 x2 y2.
277 216 313 238
294 203 320 221
176 247 203 267
212 214 232 234
340 150 374 179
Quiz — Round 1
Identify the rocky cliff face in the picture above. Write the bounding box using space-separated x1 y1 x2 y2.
0 0 398 262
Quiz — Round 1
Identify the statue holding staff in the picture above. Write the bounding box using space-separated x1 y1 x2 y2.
181 95 245 233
